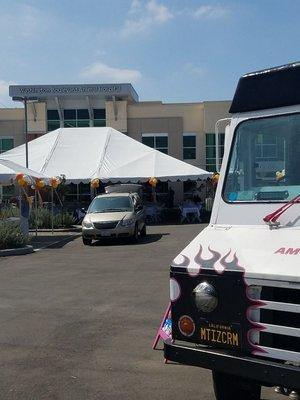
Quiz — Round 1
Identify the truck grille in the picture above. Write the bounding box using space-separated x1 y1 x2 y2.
248 281 300 363
93 221 119 229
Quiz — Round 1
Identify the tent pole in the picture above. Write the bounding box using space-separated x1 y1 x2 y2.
35 190 38 237
76 184 79 202
54 189 63 207
18 186 21 226
51 187 54 235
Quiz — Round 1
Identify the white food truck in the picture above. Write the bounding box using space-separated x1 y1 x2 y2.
164 63 300 400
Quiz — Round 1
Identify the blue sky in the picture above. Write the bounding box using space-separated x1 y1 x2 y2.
0 0 299 107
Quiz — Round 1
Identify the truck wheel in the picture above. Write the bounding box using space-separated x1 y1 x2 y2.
82 237 92 246
131 225 139 243
212 371 261 400
140 224 146 237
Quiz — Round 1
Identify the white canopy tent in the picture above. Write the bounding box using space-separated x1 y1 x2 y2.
0 127 211 183
0 159 50 186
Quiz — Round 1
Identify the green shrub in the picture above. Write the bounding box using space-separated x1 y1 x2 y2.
29 208 74 229
0 206 19 220
1 206 75 229
0 221 28 250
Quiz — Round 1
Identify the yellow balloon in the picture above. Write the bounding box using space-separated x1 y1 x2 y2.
90 178 100 189
36 180 45 189
149 177 157 187
18 178 27 187
50 177 60 189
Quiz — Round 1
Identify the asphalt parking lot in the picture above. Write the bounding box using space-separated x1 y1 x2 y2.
0 225 280 400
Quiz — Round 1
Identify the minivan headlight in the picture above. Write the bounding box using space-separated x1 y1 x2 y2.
82 219 93 228
193 282 218 313
121 218 135 227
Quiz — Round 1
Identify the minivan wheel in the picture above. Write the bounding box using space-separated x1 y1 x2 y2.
212 371 261 400
82 237 92 246
131 224 139 243
140 224 146 237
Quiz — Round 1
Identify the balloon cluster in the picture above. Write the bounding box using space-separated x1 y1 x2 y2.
15 173 30 187
212 172 220 184
90 178 100 189
32 178 46 190
276 169 285 182
50 176 61 189
148 177 158 187
15 173 61 190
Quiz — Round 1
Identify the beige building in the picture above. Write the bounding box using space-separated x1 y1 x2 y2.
1 84 231 202
0 108 24 153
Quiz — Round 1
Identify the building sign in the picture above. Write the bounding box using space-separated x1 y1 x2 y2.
9 84 138 101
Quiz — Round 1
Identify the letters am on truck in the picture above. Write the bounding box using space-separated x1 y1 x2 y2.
164 63 300 400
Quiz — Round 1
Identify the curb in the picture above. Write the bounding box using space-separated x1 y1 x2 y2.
0 245 34 257
29 226 81 233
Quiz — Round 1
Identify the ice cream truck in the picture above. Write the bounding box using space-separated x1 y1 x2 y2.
164 63 300 400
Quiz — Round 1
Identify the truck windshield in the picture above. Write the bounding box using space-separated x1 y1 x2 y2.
223 113 300 202
89 196 133 212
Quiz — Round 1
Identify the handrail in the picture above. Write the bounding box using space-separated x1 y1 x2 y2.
214 118 231 172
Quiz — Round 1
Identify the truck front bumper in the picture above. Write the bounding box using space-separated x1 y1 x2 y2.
164 341 300 389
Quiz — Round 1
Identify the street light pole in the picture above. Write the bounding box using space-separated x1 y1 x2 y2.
24 97 29 168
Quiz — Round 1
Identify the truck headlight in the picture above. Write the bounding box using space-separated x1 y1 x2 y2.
82 219 93 228
121 218 135 226
193 282 218 313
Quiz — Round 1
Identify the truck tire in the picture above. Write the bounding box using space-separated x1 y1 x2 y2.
131 224 139 243
212 371 261 400
140 224 146 237
82 237 92 246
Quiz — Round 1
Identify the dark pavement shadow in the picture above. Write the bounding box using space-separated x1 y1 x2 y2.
91 233 169 246
30 234 80 250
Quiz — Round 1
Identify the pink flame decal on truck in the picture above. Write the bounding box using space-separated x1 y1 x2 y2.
194 245 222 272
172 245 266 355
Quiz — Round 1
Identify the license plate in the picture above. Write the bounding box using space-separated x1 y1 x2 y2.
198 321 241 349
101 231 112 237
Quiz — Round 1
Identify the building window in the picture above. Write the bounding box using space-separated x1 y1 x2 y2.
183 134 196 159
255 134 277 159
142 134 168 154
47 108 106 131
205 133 225 172
47 110 60 131
76 109 90 127
64 109 90 128
0 138 14 154
93 108 106 127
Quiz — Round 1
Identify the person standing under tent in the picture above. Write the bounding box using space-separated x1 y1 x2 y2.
167 187 175 208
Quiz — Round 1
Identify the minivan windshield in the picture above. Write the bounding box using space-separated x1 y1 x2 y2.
223 113 300 202
89 196 133 213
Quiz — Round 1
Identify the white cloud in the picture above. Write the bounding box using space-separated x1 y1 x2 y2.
80 62 142 83
192 5 229 20
20 4 40 37
121 0 173 38
146 0 173 23
0 4 41 39
120 2 229 38
0 80 18 107
129 0 142 14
